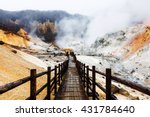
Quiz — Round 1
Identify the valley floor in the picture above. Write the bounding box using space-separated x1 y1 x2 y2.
0 44 67 100
0 43 149 100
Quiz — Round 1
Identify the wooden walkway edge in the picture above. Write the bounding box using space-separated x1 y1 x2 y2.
55 56 88 100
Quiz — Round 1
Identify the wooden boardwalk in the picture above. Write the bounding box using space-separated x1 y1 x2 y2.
55 56 88 100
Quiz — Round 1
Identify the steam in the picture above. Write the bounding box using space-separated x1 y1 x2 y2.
56 17 89 53
1 0 150 53
55 0 150 53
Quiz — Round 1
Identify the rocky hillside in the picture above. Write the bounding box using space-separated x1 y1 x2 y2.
76 24 150 99
0 28 30 47
81 23 150 87
0 37 67 100
89 24 145 57
0 9 88 43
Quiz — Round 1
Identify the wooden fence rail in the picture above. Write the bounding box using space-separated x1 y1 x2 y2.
72 53 150 100
0 60 69 100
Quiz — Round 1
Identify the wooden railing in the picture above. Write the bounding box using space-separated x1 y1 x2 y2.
0 60 69 100
71 53 150 100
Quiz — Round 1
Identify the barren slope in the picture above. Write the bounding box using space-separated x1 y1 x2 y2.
0 29 29 48
0 44 47 100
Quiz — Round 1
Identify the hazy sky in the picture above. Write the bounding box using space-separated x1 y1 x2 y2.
0 0 150 17
0 0 112 16
1 0 150 47
0 0 135 15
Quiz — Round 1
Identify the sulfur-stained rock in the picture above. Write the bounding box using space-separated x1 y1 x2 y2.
119 88 130 96
128 95 139 100
111 84 120 93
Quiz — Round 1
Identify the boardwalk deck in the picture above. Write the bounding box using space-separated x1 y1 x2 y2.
55 56 88 100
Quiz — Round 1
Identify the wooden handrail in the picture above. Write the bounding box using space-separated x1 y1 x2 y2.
111 76 150 95
75 59 150 100
0 71 48 95
95 70 106 76
0 76 31 94
36 83 48 96
87 73 117 100
0 59 69 100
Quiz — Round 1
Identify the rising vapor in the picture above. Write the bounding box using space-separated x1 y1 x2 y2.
55 0 150 52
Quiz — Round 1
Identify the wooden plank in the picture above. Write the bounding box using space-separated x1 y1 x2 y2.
55 56 88 100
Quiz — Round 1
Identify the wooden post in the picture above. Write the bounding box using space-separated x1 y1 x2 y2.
106 68 112 100
78 61 80 74
54 66 57 95
86 66 89 96
66 52 69 57
68 59 69 67
58 64 61 86
64 61 66 72
66 60 68 71
76 61 78 72
62 63 64 76
61 63 63 80
62 62 65 74
81 63 83 80
30 69 36 100
79 62 82 80
77 61 79 69
67 60 69 68
47 67 51 100
80 63 83 82
77 62 80 77
74 55 77 62
83 64 85 88
78 62 80 75
92 66 96 100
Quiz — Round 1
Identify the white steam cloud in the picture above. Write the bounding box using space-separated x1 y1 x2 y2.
56 0 150 53
56 17 88 53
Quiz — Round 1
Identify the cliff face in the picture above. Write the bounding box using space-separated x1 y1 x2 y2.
0 29 30 48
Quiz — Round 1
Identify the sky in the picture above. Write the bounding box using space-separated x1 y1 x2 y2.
0 0 104 15
0 0 150 17
0 0 146 16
